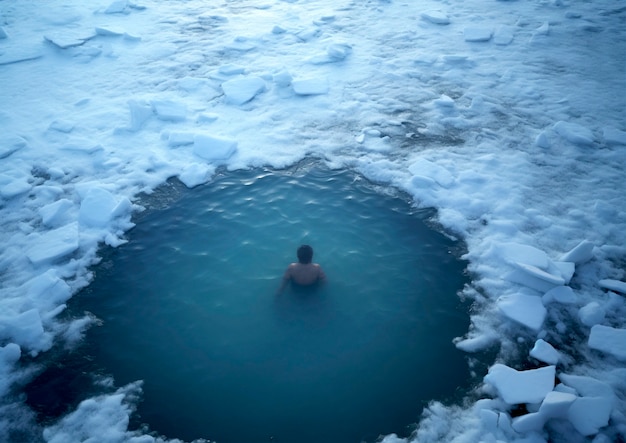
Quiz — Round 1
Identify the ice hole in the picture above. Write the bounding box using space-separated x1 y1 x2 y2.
69 165 472 442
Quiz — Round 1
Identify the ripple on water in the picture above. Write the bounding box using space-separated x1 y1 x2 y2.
69 165 472 443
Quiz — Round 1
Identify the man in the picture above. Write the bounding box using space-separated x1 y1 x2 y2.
277 245 326 294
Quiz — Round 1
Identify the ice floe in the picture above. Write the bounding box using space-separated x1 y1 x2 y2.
484 364 555 404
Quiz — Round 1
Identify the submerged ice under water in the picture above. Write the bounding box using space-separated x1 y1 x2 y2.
70 166 471 442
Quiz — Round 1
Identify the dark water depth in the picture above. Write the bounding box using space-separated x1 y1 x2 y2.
66 165 471 443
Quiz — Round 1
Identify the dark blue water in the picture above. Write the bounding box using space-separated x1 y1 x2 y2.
75 165 470 443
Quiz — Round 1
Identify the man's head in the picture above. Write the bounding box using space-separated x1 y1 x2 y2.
297 245 314 264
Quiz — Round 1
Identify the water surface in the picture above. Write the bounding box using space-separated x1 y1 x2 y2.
74 165 471 443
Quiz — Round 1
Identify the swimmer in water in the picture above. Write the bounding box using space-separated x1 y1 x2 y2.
277 245 327 294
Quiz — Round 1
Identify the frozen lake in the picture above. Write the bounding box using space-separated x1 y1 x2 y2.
1 1 625 442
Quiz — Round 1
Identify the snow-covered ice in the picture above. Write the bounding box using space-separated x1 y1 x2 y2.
1 0 625 442
484 364 555 405
588 325 626 361
530 339 560 365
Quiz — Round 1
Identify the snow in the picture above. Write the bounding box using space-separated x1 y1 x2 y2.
1 0 625 441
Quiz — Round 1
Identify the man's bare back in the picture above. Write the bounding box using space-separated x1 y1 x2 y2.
277 245 326 294
284 262 326 286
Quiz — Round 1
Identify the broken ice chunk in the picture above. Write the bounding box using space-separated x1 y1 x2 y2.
292 78 329 95
578 302 605 327
599 279 626 294
530 339 560 365
497 294 546 331
542 286 576 305
538 391 577 419
193 134 237 161
222 76 266 105
568 396 612 436
553 121 595 146
484 364 555 404
26 222 79 265
420 11 450 25
588 324 626 360
560 240 594 264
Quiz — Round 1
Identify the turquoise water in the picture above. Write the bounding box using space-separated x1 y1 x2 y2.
75 165 471 443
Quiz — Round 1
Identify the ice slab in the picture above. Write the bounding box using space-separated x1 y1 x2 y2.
273 70 293 87
464 26 493 42
151 100 187 122
105 0 129 14
497 242 549 269
222 77 265 105
0 343 20 366
599 279 626 294
588 325 626 360
292 78 329 95
79 188 130 228
494 25 514 45
560 373 614 398
127 100 153 131
420 11 450 25
24 269 72 311
514 262 565 286
167 132 195 147
560 240 594 264
530 339 560 365
1 178 31 199
0 48 44 66
308 43 353 64
44 31 96 49
0 135 27 159
578 302 605 327
538 391 577 419
454 332 498 352
326 43 352 61
497 294 546 331
3 309 50 354
511 411 544 433
554 121 595 146
26 222 79 265
95 27 125 37
193 134 237 161
479 408 498 432
505 270 558 293
484 364 555 404
568 396 612 436
40 199 75 228
603 127 626 145
542 286 576 305
0 26 8 39
553 261 575 284
179 164 215 188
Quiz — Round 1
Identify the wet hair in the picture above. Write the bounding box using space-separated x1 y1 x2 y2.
297 245 314 264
